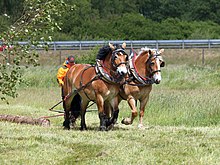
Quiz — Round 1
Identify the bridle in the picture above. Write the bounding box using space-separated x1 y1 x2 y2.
111 49 128 68
147 52 163 77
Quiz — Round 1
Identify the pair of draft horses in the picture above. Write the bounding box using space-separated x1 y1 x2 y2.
63 43 165 131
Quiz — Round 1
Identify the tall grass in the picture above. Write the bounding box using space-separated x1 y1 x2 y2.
0 49 220 164
20 66 58 88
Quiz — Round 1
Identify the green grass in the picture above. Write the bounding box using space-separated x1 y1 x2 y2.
0 49 220 164
1 122 219 165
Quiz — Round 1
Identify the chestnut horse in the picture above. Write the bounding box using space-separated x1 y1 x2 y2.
117 47 165 128
62 43 128 131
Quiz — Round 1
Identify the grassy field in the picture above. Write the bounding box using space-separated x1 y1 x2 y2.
0 48 220 164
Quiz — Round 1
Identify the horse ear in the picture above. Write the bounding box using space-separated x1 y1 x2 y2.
159 49 164 54
122 42 126 49
109 43 115 50
149 49 156 55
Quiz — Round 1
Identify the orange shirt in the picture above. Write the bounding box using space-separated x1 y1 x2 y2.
57 61 72 86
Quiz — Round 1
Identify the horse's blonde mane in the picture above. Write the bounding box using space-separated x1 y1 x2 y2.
138 47 149 56
138 47 157 56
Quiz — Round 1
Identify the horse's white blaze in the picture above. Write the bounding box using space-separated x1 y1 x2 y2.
117 65 128 75
153 73 161 82
153 58 161 82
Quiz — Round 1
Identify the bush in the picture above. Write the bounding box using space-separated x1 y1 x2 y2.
76 46 100 65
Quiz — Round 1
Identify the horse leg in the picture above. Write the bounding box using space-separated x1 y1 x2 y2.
138 96 149 128
121 95 138 125
63 95 74 129
63 98 72 130
109 97 119 125
103 98 120 130
96 94 108 131
70 93 81 127
104 101 112 125
107 107 119 131
61 88 69 129
80 101 89 131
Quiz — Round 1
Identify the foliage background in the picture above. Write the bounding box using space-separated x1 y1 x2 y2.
1 0 220 40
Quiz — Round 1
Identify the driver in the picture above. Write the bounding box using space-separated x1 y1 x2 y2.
57 55 75 87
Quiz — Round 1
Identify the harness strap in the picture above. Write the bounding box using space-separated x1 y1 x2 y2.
65 73 100 102
95 60 124 84
81 74 100 101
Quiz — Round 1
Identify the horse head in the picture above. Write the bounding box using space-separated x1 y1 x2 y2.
134 47 165 85
147 48 165 84
108 42 128 77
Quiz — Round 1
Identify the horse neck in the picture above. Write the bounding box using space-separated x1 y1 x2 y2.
134 52 150 76
103 51 114 74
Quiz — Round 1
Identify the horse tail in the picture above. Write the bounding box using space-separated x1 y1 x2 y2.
70 93 81 119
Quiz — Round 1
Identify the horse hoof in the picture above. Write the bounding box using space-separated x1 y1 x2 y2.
80 127 87 131
63 126 70 130
63 121 70 130
99 126 107 131
107 124 114 131
138 124 144 129
121 118 132 125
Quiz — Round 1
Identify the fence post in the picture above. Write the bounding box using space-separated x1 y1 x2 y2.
59 50 62 65
202 49 205 65
53 42 56 51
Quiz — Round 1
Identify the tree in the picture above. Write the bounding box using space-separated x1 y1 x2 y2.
0 0 71 102
60 0 99 40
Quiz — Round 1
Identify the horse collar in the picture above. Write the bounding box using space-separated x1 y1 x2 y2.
95 61 122 84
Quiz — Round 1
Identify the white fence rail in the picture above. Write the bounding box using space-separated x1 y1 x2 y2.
17 39 220 50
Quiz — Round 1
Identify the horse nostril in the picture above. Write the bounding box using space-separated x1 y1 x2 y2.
155 80 160 84
119 71 125 76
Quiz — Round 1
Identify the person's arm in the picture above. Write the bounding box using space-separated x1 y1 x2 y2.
57 67 66 86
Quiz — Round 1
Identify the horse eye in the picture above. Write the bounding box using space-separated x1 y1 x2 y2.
150 62 155 66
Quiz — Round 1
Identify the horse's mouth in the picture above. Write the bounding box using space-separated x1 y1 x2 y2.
154 79 161 84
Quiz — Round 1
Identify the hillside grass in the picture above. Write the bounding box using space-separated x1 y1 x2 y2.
0 48 220 164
